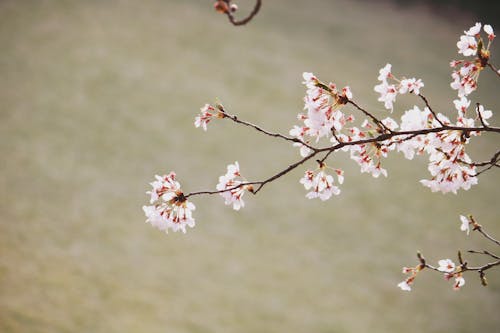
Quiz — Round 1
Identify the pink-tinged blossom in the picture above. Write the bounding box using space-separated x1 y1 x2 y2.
453 97 471 117
419 129 478 194
453 275 465 290
465 23 481 36
399 78 424 95
374 81 398 111
374 64 425 111
143 172 196 234
398 265 421 292
450 70 477 97
396 106 435 160
457 35 478 56
216 162 251 210
300 168 341 201
451 23 495 98
194 104 218 131
437 259 456 273
484 24 495 40
460 215 470 235
377 63 392 81
291 72 355 155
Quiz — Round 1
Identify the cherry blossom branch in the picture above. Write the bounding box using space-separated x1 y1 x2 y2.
399 216 500 290
185 122 499 199
185 150 320 198
217 105 316 150
214 0 262 26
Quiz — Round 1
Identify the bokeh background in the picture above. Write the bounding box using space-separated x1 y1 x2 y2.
1 0 499 332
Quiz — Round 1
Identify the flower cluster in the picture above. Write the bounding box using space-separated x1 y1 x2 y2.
290 72 354 157
437 259 466 290
392 94 491 193
345 118 398 178
451 23 495 97
216 161 253 210
397 264 424 291
397 257 466 292
374 63 424 111
194 103 225 131
142 172 196 233
299 163 343 200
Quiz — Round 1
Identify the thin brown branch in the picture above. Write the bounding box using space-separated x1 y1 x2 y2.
467 250 500 260
187 123 500 198
487 63 500 77
221 110 316 150
348 100 391 132
185 150 319 198
221 0 262 26
418 93 445 127
476 226 500 247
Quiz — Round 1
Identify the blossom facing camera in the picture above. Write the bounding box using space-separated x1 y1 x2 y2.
143 172 196 233
437 259 456 273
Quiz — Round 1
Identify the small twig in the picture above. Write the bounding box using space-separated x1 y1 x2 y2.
348 100 391 133
467 250 500 260
475 102 489 128
185 150 319 198
476 227 500 247
487 63 500 77
221 0 262 26
220 108 316 151
418 93 446 127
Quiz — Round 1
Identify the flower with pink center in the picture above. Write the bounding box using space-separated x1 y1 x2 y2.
377 63 392 81
457 35 478 56
194 104 218 131
374 64 425 111
437 259 456 273
453 97 471 117
374 81 398 111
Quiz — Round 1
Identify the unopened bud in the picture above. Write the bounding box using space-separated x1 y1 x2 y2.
230 4 238 12
214 1 229 14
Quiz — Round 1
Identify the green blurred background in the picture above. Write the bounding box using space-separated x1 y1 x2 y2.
1 1 499 332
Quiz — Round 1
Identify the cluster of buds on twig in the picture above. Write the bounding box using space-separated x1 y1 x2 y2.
398 215 500 291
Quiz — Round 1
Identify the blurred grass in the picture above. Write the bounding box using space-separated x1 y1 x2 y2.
0 0 499 332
